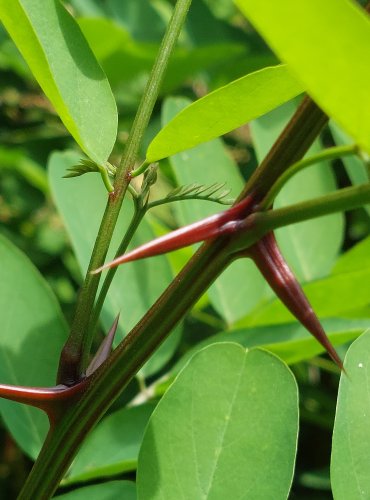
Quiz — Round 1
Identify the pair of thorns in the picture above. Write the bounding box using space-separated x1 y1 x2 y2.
0 192 343 424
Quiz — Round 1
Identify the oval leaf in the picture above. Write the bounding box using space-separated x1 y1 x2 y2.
0 0 117 164
137 343 298 499
331 329 370 499
0 235 68 458
147 65 303 161
236 0 370 154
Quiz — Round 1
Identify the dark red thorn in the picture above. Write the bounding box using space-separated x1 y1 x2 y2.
86 314 120 376
0 379 88 427
92 195 254 273
248 232 344 370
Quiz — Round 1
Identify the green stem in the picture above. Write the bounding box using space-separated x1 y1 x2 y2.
253 183 370 236
130 159 151 177
88 207 147 340
98 165 114 193
261 144 358 209
17 181 370 499
20 95 329 496
57 0 192 385
240 96 328 203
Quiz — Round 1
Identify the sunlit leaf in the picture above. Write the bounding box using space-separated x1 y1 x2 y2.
162 97 268 325
148 65 303 161
236 0 370 153
0 0 117 164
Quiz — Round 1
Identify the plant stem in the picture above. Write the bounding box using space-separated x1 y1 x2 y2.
240 96 328 204
261 144 358 209
17 180 370 499
253 183 370 236
20 94 333 497
88 207 146 340
57 0 192 385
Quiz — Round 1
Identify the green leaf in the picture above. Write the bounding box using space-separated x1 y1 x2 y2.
239 235 370 327
331 329 370 499
174 318 368 372
137 343 298 499
107 0 167 43
0 234 68 458
64 404 155 484
251 100 344 282
69 0 109 17
48 151 181 377
330 122 370 216
236 0 370 154
185 0 241 45
0 0 117 164
162 97 268 325
150 182 233 208
332 235 370 276
147 65 303 161
54 481 136 500
78 18 246 97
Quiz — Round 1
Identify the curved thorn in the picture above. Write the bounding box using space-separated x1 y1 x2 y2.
86 314 120 376
0 379 89 426
92 196 254 273
248 232 343 370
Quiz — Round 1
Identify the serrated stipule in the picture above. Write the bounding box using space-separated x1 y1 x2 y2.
92 195 254 273
248 232 343 370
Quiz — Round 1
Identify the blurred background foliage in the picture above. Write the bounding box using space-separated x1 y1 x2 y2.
0 1 369 498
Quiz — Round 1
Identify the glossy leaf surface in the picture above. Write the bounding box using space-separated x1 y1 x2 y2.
236 0 370 153
147 65 303 161
0 0 117 164
0 235 67 458
138 343 298 499
331 329 370 499
49 151 181 377
162 97 267 325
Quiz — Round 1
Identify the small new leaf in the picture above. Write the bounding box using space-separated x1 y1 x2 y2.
64 159 101 178
148 182 233 210
64 159 117 192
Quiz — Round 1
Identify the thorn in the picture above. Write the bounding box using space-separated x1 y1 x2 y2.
0 379 89 426
86 314 120 376
92 196 254 273
248 232 344 370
